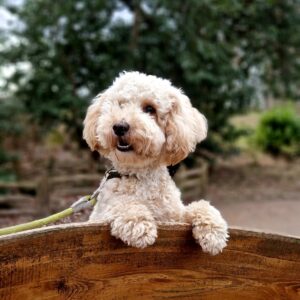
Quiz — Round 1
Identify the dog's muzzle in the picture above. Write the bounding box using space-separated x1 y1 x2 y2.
113 121 133 152
113 121 130 136
116 137 133 152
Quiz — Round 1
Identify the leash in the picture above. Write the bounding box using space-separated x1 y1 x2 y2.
0 191 99 237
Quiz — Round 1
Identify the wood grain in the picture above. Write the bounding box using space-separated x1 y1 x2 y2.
0 224 299 300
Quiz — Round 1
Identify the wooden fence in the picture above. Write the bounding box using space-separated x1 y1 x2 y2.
175 161 208 202
0 181 38 217
0 160 208 222
0 224 299 299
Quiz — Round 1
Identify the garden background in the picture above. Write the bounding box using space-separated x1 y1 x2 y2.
0 0 299 235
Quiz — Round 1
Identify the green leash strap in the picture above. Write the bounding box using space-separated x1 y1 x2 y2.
0 195 97 236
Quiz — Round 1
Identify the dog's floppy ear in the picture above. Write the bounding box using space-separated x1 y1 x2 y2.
164 92 207 165
83 95 102 151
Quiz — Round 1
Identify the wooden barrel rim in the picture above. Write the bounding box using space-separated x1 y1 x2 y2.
0 224 300 299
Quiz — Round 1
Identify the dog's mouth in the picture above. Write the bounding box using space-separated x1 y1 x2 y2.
117 137 133 152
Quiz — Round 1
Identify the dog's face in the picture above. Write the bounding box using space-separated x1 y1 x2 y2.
83 72 207 168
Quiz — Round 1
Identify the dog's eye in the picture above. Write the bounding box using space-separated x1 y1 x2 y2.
119 101 125 108
143 105 156 115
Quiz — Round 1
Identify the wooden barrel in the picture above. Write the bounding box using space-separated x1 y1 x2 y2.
0 224 299 300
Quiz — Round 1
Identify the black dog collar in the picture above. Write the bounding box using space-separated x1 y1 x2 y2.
105 169 123 180
105 163 180 181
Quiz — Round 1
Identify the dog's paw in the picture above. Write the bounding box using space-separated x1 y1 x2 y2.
111 217 157 248
193 223 228 255
185 200 228 255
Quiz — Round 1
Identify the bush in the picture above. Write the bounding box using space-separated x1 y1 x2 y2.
254 106 300 157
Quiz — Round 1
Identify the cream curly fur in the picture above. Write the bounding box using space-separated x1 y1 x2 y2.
83 71 228 255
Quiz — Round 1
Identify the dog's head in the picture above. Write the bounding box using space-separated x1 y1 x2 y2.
83 71 207 168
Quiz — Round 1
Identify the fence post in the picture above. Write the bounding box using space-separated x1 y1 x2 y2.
36 175 50 217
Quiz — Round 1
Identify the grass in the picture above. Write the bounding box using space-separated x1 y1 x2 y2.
230 111 261 130
230 103 300 154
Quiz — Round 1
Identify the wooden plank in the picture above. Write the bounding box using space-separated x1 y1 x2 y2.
0 224 299 300
0 195 35 204
175 165 207 180
0 181 36 190
51 187 97 198
178 177 204 190
0 181 37 195
0 195 36 217
50 174 103 188
0 208 36 216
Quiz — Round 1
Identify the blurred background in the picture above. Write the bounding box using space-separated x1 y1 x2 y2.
0 0 299 235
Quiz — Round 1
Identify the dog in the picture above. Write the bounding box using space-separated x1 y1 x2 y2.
83 71 228 255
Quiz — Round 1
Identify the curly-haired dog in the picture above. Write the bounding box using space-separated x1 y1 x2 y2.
83 71 228 255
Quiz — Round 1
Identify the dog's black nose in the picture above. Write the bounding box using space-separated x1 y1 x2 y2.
113 122 130 136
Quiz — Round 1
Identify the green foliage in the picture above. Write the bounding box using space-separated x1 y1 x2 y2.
254 106 300 157
0 0 300 150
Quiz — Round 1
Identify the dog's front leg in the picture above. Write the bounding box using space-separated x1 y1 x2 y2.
185 200 228 255
109 201 157 248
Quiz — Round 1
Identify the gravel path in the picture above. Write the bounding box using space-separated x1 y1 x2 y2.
215 200 300 236
206 158 300 237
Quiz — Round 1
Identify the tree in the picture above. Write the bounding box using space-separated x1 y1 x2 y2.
1 0 299 150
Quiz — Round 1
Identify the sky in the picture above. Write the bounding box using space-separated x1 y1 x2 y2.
0 0 25 92
0 7 17 30
0 0 23 30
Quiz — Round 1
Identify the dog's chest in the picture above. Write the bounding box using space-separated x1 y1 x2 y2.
99 175 183 222
103 176 164 201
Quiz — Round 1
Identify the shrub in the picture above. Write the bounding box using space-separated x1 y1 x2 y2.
254 106 300 157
